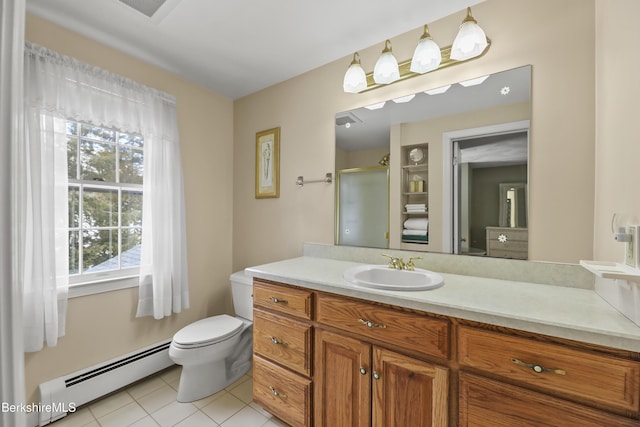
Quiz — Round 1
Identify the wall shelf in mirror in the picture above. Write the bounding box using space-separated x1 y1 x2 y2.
401 144 429 246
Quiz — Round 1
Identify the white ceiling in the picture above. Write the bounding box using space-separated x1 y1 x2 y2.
26 0 483 99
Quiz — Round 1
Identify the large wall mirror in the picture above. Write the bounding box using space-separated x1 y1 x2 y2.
335 65 531 259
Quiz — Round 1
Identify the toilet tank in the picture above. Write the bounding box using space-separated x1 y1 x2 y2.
230 270 254 321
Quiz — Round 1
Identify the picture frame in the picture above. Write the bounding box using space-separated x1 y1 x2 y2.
255 127 280 198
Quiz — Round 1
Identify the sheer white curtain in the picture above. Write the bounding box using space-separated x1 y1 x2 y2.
20 43 189 351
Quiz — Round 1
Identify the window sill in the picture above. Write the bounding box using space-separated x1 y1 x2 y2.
68 275 139 298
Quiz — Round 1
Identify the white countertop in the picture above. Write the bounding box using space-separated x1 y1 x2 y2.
246 256 640 352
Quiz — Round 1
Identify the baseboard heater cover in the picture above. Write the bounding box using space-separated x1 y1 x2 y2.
37 339 174 426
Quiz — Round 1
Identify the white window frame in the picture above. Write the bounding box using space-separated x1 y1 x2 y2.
66 121 144 297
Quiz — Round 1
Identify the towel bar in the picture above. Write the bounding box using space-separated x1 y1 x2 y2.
296 173 332 187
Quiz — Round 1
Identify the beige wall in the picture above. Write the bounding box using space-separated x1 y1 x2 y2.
24 15 235 402
594 0 640 262
233 0 596 269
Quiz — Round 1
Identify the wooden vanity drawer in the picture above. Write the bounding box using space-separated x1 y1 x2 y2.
459 372 640 427
316 293 449 360
253 355 312 427
253 280 313 320
458 325 640 414
253 309 312 377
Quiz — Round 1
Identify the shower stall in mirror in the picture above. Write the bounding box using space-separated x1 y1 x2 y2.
336 166 389 248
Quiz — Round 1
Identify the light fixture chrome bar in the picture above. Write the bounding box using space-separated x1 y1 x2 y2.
360 38 491 93
296 173 333 187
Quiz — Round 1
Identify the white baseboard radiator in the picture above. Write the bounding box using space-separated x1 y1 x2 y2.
36 339 174 426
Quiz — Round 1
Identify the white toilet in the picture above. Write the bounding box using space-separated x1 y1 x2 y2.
169 270 253 402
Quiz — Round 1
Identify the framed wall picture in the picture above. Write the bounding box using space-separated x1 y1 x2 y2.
255 127 280 198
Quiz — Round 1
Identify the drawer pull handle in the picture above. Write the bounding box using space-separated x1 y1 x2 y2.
358 318 387 329
269 296 288 304
511 358 566 375
359 367 367 375
269 386 287 398
373 371 381 380
270 336 286 346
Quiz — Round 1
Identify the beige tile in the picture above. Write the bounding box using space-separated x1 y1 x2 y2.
261 418 290 427
128 376 167 400
88 390 134 419
129 415 160 427
200 392 245 424
248 402 273 419
174 411 220 427
227 378 253 404
220 406 269 427
96 401 147 427
49 407 96 427
150 400 198 427
136 384 177 413
159 366 181 384
192 388 227 409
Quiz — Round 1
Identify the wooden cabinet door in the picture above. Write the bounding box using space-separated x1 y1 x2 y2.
372 347 448 427
314 329 371 427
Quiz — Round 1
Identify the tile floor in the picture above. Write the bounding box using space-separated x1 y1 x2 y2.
52 366 289 427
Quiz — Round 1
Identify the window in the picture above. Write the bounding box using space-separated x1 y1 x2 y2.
66 121 144 284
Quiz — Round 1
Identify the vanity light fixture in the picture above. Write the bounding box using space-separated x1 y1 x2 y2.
373 40 400 84
410 25 442 74
343 52 367 93
450 7 488 61
342 7 490 93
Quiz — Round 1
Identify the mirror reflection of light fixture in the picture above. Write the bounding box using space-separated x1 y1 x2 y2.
410 25 442 74
450 7 488 61
364 101 386 110
392 94 416 103
459 74 489 87
343 52 367 93
342 7 490 93
373 40 400 84
424 84 451 95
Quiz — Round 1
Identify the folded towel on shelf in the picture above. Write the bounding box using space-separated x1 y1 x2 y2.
402 229 428 236
402 234 428 242
403 218 429 230
405 203 426 209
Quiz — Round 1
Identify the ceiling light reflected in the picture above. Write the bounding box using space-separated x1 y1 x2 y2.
459 75 489 87
500 86 511 95
364 101 386 110
424 85 452 95
392 94 416 103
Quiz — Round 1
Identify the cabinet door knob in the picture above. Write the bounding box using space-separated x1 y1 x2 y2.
269 386 287 398
511 358 566 375
270 336 286 346
373 371 381 380
359 367 367 375
358 318 387 329
269 296 288 304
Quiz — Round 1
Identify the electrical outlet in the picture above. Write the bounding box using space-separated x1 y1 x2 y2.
625 226 637 267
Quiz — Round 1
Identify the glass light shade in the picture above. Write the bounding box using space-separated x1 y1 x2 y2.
343 53 367 93
410 25 441 74
450 8 487 61
373 40 400 84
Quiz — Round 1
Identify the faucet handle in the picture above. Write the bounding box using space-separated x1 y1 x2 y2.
381 253 396 268
405 257 423 271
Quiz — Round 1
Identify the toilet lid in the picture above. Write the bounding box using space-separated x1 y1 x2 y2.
173 315 243 347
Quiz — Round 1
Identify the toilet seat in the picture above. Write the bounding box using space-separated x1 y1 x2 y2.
172 315 243 348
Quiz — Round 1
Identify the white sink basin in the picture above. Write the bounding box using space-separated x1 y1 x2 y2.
343 264 444 291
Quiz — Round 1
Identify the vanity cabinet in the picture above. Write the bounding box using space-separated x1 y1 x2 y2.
251 278 640 426
252 280 313 426
314 329 448 427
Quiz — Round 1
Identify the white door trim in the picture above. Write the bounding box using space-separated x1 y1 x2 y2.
442 120 530 253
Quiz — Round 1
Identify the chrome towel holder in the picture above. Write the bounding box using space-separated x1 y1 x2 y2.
296 173 333 187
